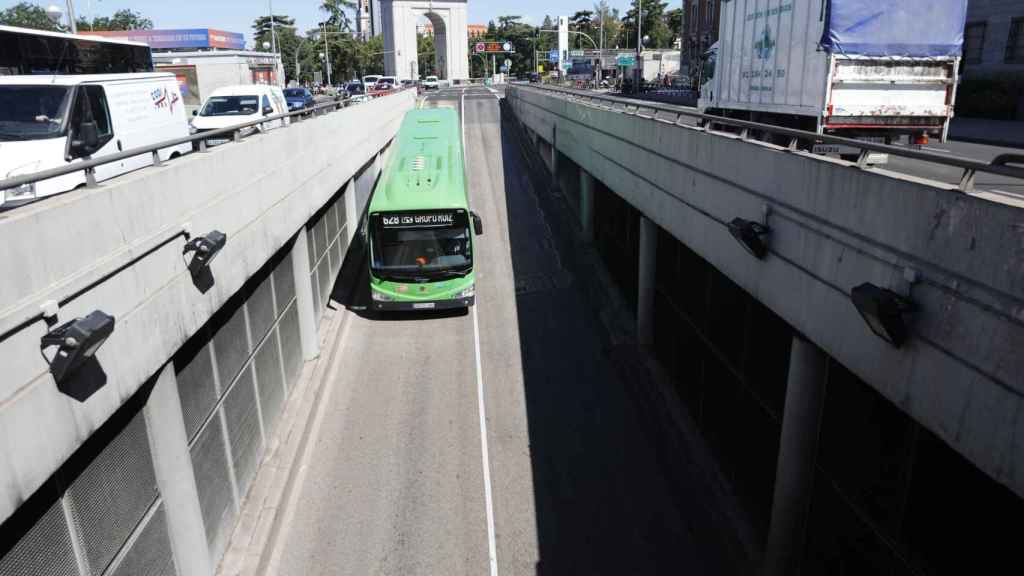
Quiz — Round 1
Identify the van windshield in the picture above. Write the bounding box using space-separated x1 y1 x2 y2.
0 85 71 140
200 95 260 117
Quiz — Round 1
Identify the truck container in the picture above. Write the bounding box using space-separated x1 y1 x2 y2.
697 0 969 157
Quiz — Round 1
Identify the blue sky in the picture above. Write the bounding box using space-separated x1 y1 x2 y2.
0 0 627 43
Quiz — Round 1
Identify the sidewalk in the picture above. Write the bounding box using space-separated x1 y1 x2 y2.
949 117 1024 149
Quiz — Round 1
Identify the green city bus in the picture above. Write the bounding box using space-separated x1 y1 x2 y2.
367 107 483 311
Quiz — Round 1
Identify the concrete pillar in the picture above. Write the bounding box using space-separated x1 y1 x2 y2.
144 363 213 576
579 170 595 242
290 230 320 361
763 335 828 576
551 127 559 187
637 215 658 349
344 178 358 243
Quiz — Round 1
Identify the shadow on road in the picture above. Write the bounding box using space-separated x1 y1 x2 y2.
497 102 736 575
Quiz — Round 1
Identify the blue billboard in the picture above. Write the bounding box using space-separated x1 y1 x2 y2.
90 29 246 51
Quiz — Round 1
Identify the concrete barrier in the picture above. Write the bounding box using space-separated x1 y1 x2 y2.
0 90 415 522
506 85 1024 499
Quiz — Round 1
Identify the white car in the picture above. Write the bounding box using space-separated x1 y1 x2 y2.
190 85 289 144
0 73 192 208
348 94 372 104
422 75 439 90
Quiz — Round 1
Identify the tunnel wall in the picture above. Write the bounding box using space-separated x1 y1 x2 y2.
0 90 414 526
510 88 1024 573
505 84 1024 503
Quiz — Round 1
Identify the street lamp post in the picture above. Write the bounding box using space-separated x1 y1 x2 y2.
320 22 333 86
269 0 278 54
635 0 643 93
46 3 76 33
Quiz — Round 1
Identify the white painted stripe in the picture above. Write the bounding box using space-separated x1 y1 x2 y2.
463 87 500 576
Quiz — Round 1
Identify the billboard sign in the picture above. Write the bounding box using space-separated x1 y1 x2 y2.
548 49 559 62
87 29 245 50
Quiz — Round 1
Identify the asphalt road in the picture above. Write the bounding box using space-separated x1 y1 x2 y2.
273 85 732 575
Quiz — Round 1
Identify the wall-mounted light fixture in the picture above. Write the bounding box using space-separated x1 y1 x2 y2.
183 230 227 277
728 217 771 259
40 310 115 401
850 282 913 348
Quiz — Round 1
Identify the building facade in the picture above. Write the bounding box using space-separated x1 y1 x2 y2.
962 0 1024 77
682 0 721 84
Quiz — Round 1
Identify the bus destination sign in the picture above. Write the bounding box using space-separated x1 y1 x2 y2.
381 211 461 228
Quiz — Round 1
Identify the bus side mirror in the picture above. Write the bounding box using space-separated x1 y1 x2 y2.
471 211 484 236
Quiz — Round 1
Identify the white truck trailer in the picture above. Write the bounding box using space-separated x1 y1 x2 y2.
697 0 969 156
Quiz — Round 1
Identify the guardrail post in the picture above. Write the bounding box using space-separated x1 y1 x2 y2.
233 130 241 143
84 166 97 188
763 334 827 576
739 128 750 140
151 150 163 167
958 168 976 193
787 137 799 151
856 149 872 169
197 139 208 153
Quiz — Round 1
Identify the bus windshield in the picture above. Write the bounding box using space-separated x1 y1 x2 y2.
370 211 472 278
0 85 71 140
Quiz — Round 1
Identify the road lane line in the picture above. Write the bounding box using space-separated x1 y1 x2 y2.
462 88 500 576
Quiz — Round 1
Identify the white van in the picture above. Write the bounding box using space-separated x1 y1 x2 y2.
362 75 381 88
189 85 289 144
0 73 192 208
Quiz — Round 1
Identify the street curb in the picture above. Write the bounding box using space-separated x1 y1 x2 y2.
213 303 351 576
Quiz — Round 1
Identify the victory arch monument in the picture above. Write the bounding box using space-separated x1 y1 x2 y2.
381 0 469 82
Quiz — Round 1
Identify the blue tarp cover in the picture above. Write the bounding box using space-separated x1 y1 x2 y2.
821 0 968 57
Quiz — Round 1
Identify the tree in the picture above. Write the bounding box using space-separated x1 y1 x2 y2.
78 9 153 31
621 0 671 49
666 7 684 45
570 10 594 48
593 2 621 49
0 2 63 31
253 15 296 50
417 32 435 77
321 0 356 32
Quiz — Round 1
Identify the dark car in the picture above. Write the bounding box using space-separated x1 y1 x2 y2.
345 81 364 96
283 87 315 113
527 72 541 83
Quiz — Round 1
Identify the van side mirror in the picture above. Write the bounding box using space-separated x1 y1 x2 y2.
192 109 198 116
471 211 484 236
70 121 100 157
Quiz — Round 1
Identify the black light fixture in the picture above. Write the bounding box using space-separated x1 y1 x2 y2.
40 310 115 401
850 283 913 348
727 217 771 259
183 230 227 277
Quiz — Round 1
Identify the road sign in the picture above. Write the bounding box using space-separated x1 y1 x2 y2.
504 58 512 70
616 54 636 66
569 49 584 57
476 41 515 53
548 49 559 62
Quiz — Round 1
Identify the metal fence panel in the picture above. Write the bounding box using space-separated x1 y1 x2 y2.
223 365 263 497
0 500 79 576
65 413 159 576
189 411 236 562
108 504 177 576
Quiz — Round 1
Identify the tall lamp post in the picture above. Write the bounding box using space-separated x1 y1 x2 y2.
319 22 333 86
46 3 77 33
635 0 643 93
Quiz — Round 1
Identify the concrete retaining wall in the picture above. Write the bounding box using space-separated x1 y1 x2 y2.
506 85 1024 498
0 90 415 524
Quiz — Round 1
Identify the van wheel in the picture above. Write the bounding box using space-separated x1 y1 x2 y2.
169 152 181 159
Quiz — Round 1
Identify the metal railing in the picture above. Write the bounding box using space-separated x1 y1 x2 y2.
0 88 415 196
509 84 1024 192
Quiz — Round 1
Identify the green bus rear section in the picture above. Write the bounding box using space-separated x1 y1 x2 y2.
368 107 475 306
368 107 467 213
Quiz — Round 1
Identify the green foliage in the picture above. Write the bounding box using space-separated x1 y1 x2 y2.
621 0 671 49
418 33 436 77
321 0 356 32
78 9 153 31
0 2 64 31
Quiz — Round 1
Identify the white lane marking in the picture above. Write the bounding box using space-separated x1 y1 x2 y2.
463 88 500 576
922 146 951 153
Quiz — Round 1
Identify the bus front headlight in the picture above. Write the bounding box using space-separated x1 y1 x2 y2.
457 284 475 299
371 290 394 302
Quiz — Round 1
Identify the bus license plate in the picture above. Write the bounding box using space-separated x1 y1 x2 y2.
413 302 436 309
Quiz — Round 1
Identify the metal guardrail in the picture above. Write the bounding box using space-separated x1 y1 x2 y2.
510 84 1024 192
0 88 415 195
